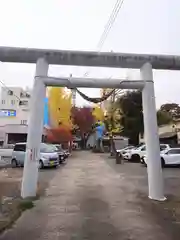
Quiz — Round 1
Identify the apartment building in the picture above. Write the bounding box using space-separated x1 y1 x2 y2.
0 86 31 145
0 86 31 125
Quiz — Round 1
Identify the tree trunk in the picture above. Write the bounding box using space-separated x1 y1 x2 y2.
69 141 72 153
80 133 86 149
110 136 116 156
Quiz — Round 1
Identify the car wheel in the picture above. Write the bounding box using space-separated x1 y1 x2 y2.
39 160 44 169
131 154 140 162
161 157 165 168
11 159 18 168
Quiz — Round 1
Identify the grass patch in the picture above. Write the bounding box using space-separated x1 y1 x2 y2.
0 179 48 234
0 197 37 234
18 199 34 212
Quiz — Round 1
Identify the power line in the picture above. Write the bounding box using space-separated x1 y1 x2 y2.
97 0 120 50
97 0 125 50
0 79 21 101
83 0 125 77
0 61 22 101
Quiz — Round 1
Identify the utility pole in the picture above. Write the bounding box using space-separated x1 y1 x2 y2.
109 90 117 156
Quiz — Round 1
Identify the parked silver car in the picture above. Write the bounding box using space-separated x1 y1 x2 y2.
54 144 70 160
11 142 59 169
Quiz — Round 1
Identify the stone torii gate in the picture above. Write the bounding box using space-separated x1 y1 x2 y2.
0 47 180 201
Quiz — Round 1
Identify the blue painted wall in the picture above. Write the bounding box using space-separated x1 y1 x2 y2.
43 97 49 126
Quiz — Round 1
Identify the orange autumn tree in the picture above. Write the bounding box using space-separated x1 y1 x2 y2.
46 125 73 149
71 106 95 148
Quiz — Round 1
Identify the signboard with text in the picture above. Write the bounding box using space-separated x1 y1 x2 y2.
0 110 16 117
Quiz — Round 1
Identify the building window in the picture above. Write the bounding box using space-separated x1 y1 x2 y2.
8 90 13 95
19 100 28 106
20 92 25 98
11 100 15 105
14 144 26 152
20 92 31 98
1 100 5 104
21 120 27 125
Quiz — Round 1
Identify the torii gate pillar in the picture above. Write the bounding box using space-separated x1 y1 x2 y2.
141 63 165 201
21 58 48 198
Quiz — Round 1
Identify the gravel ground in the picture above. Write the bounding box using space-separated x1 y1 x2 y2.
0 152 180 239
104 155 180 238
0 165 60 197
0 160 67 232
1 152 180 239
105 156 180 198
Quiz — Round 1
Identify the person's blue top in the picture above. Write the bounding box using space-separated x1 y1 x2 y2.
95 124 105 139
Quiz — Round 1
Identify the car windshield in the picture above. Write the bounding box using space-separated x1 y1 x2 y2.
40 143 58 153
55 145 63 151
126 146 134 150
134 145 144 150
122 146 134 150
160 145 167 151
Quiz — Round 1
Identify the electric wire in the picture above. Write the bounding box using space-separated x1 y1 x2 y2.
83 0 125 77
0 1 126 106
97 0 125 50
0 61 23 101
0 79 21 101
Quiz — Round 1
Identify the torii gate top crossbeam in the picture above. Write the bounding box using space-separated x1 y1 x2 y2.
0 46 180 70
37 76 145 89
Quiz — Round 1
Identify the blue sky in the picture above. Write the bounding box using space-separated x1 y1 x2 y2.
0 0 180 108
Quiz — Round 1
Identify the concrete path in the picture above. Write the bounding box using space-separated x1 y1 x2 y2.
0 152 173 239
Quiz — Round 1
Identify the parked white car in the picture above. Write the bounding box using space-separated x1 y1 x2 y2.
116 145 135 155
143 148 180 167
123 144 170 162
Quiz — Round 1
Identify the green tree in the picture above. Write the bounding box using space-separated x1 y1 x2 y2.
157 109 172 126
117 90 143 145
116 91 172 145
160 103 180 119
